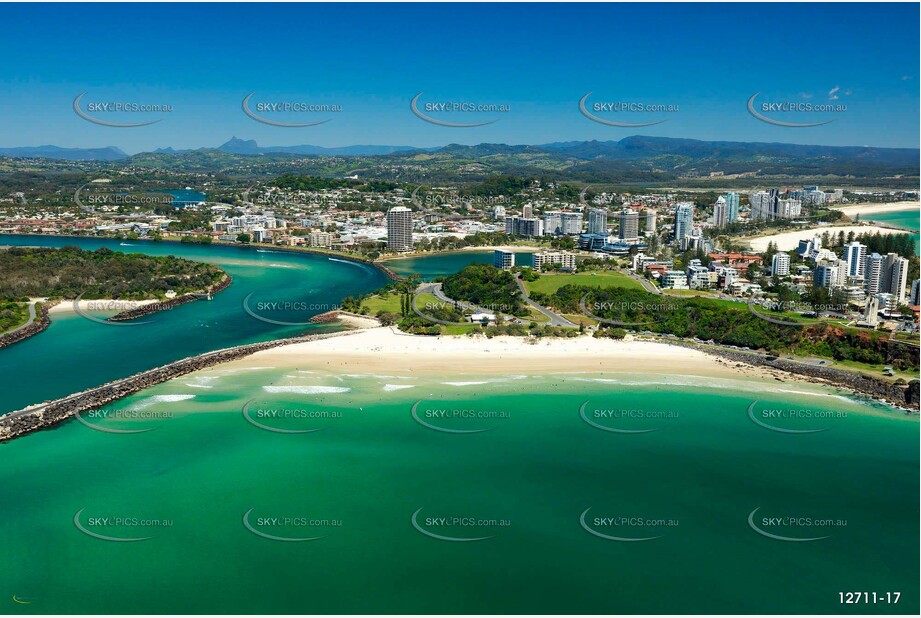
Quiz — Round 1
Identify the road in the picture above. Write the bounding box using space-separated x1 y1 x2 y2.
514 276 577 327
417 283 528 324
623 269 662 294
3 299 42 337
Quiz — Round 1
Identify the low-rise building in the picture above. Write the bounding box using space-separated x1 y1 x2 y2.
662 270 689 289
532 251 577 272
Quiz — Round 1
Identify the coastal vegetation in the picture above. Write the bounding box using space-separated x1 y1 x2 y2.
442 264 530 317
0 246 226 300
0 298 29 333
547 285 919 371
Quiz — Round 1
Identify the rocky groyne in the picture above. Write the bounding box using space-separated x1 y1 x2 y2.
672 341 920 411
0 330 355 443
0 301 57 349
373 261 402 281
309 309 342 324
109 275 233 322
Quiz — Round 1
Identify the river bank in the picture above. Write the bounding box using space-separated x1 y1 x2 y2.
108 273 233 321
0 300 57 349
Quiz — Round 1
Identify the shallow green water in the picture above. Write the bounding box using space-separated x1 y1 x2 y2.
861 208 919 255
0 235 918 614
1 367 917 614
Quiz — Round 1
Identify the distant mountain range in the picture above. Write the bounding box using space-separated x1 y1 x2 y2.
0 138 424 161
154 137 426 157
0 137 917 185
0 144 128 161
431 136 919 167
2 136 917 165
211 137 425 157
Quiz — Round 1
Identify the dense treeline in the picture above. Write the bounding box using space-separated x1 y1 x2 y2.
0 247 225 300
463 175 533 197
0 298 28 332
548 285 917 370
360 180 399 193
853 232 916 259
273 174 362 191
273 174 402 194
442 264 529 317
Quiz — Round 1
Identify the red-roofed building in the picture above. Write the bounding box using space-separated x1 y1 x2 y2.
708 252 763 268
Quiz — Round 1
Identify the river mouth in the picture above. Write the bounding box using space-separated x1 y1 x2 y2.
0 234 389 415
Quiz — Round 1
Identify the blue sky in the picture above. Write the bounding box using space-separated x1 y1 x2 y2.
1 3 918 152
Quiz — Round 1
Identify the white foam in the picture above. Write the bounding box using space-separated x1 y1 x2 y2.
383 384 415 391
329 257 367 269
129 394 196 410
262 386 350 394
775 389 856 404
345 373 415 380
183 376 220 389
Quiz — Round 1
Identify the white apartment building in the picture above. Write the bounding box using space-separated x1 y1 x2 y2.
386 206 413 251
712 197 729 227
662 270 689 290
619 208 639 241
532 251 576 272
842 242 867 278
587 208 608 234
308 231 332 248
771 253 791 276
674 202 694 241
645 209 657 234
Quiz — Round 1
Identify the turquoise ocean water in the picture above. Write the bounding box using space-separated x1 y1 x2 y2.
0 235 917 614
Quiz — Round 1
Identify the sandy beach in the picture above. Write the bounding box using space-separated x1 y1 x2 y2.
337 313 382 329
829 201 919 218
48 299 160 314
222 326 780 383
745 225 907 252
